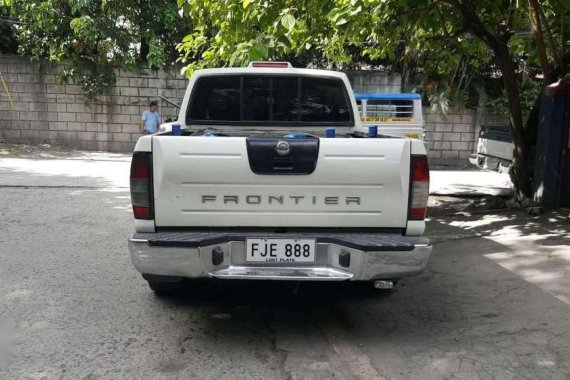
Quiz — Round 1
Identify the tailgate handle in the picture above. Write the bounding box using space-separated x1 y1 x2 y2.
272 156 294 171
272 165 294 171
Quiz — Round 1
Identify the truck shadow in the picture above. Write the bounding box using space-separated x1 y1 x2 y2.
155 209 569 317
151 233 513 327
149 210 570 378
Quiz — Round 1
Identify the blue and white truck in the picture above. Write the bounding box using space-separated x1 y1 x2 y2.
355 93 424 140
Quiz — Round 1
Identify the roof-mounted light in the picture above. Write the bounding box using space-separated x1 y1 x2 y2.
248 61 292 68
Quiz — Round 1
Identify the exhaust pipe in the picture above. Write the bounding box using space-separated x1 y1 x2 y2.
373 280 394 290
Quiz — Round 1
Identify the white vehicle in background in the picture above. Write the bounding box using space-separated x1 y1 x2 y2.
127 62 432 294
469 124 513 172
355 93 424 139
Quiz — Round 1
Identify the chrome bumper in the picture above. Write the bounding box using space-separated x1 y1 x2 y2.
128 232 432 281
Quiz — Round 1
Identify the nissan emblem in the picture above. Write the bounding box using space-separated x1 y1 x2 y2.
275 140 291 155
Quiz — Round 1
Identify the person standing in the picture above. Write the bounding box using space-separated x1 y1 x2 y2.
141 101 161 134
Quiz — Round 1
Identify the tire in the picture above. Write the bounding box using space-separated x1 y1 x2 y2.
147 280 183 295
142 274 183 295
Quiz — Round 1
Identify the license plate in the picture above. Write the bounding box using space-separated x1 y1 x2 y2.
246 238 316 263
405 133 420 139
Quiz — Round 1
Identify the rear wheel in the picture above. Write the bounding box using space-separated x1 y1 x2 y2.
142 274 183 295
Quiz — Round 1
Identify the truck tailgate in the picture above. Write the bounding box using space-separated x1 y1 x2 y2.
152 136 411 228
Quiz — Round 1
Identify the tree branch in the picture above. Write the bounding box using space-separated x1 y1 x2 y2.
446 0 502 53
505 0 516 32
539 3 563 74
434 3 451 38
528 0 552 83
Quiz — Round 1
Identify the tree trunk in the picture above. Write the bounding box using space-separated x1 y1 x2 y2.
538 3 563 77
528 0 551 84
494 44 534 198
140 38 150 64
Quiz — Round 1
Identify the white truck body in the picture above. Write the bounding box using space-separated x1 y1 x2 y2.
128 63 432 291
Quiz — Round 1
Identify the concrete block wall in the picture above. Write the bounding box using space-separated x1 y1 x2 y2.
422 109 509 161
346 71 402 93
423 110 477 160
0 55 187 152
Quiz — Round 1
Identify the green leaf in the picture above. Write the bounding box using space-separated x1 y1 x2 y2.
242 0 251 9
276 34 292 50
280 14 296 31
335 18 348 26
248 43 268 61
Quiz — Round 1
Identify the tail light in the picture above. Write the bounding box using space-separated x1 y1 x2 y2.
409 155 430 220
130 152 153 219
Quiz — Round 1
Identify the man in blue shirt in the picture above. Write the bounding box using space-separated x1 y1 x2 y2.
141 101 161 134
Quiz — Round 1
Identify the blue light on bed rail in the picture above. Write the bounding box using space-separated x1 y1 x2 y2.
283 133 317 139
354 93 421 101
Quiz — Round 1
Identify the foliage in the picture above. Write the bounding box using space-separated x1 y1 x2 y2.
177 0 328 74
0 23 18 54
529 0 570 78
3 0 192 97
486 74 543 120
428 87 451 115
0 6 18 54
426 83 468 114
175 1 485 70
177 0 409 75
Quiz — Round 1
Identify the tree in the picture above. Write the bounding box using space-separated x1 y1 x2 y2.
4 0 192 96
178 0 569 198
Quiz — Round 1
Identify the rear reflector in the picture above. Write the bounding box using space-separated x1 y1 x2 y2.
132 206 152 219
249 61 292 68
130 152 153 220
409 155 430 220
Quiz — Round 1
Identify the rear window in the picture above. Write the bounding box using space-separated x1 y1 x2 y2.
187 75 352 125
189 76 241 121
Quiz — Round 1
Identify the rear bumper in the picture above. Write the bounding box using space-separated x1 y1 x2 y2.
128 231 432 281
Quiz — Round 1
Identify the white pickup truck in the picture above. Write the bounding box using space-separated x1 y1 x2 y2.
128 62 432 294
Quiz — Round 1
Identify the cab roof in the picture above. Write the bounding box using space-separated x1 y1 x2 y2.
192 62 348 80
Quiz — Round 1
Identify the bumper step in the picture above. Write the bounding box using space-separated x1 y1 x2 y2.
134 231 428 252
209 266 354 281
